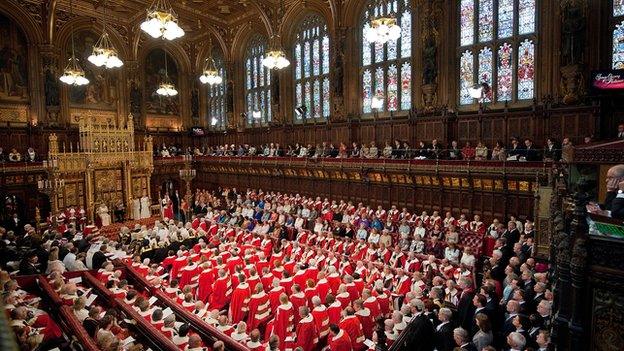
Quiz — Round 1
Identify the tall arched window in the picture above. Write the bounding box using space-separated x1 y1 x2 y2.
244 35 271 125
613 0 624 69
458 0 537 106
207 53 226 130
361 0 412 114
293 14 330 122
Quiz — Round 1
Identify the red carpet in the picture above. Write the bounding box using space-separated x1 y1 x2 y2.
99 217 159 240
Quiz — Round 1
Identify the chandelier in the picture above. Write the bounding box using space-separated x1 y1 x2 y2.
199 40 223 85
88 33 123 68
199 58 223 85
141 0 185 40
365 2 401 44
156 50 178 97
262 47 290 70
60 0 89 86
88 0 123 68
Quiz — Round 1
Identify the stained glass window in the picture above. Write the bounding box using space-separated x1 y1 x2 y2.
460 0 475 46
478 47 493 102
206 52 227 129
614 21 624 69
361 0 412 114
498 0 514 38
459 0 537 105
244 35 271 125
294 14 330 121
613 2 624 69
615 0 624 17
460 50 475 105
479 0 493 42
517 39 535 100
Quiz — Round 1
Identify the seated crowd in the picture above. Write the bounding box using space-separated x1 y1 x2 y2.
1 187 552 351
0 146 39 162
159 137 574 163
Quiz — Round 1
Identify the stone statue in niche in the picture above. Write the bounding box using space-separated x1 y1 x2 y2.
129 80 141 115
226 80 234 113
422 35 438 85
561 1 586 66
191 88 199 120
44 67 59 106
333 28 345 98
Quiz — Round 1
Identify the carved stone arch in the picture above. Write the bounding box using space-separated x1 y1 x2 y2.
343 0 375 29
0 1 44 45
56 18 130 63
231 23 269 65
194 33 228 73
247 0 273 37
281 5 333 47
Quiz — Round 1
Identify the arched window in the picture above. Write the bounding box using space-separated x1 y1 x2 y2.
207 53 226 130
361 0 412 114
613 0 624 69
360 0 412 114
244 35 271 125
458 0 537 106
293 14 330 122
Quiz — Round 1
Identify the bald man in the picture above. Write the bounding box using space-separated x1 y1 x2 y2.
605 165 624 211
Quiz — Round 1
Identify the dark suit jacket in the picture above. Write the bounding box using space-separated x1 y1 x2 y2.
18 259 39 275
612 197 624 220
458 343 479 351
401 314 434 351
457 290 476 330
434 322 455 351
91 250 107 271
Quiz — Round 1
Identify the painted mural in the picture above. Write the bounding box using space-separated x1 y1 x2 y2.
0 14 28 103
145 48 179 115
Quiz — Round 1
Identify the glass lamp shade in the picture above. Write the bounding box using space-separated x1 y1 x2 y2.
140 8 185 40
366 16 401 44
199 70 223 85
156 82 178 97
262 50 290 70
59 57 90 86
87 32 123 68
371 95 385 110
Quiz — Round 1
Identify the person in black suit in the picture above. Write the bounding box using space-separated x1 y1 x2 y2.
507 138 524 158
501 221 520 251
18 251 40 275
453 327 478 351
523 139 540 161
542 138 561 161
91 244 108 270
5 213 22 235
470 294 489 335
400 299 434 351
604 165 624 211
434 308 455 351
611 180 624 220
456 277 476 330
506 332 527 351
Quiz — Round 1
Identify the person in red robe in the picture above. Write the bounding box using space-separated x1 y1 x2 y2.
247 283 271 331
353 300 374 340
326 294 343 326
339 307 366 351
196 263 215 302
311 296 330 341
289 284 307 325
327 324 353 351
292 306 318 351
208 269 231 311
273 293 294 350
268 279 286 314
229 274 250 324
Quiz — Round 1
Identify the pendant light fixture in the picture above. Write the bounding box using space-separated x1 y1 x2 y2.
88 0 123 68
60 0 89 86
262 0 290 70
199 38 223 85
365 0 401 44
141 0 185 41
156 49 178 97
